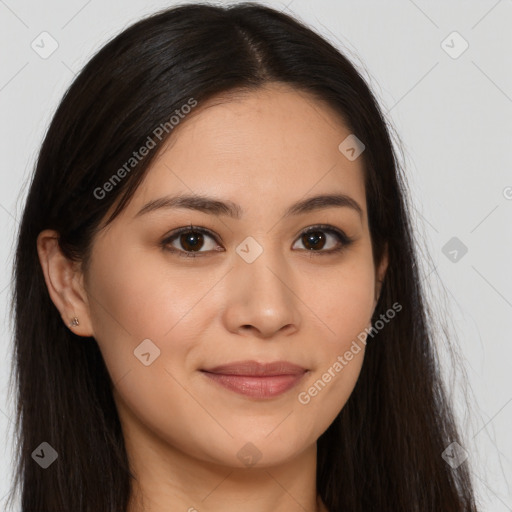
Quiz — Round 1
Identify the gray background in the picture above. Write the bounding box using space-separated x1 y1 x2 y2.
1 0 511 510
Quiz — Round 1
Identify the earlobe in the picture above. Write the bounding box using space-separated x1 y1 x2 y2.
36 229 94 337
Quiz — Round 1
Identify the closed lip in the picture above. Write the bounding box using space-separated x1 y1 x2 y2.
200 360 308 399
200 360 307 376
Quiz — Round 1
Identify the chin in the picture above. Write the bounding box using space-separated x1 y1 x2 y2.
193 430 314 470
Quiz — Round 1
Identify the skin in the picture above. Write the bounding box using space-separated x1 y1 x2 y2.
37 83 388 512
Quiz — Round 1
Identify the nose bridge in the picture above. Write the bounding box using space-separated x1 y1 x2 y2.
223 238 301 337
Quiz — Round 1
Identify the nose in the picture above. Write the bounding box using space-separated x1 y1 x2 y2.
222 248 302 339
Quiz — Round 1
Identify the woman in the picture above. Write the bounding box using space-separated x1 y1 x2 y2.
9 2 478 511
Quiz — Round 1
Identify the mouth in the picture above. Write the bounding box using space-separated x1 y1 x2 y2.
200 360 308 399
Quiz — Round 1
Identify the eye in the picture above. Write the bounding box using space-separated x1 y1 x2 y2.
161 225 223 258
161 224 354 258
292 224 354 255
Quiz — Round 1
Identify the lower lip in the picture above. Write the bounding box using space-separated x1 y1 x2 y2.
201 371 306 399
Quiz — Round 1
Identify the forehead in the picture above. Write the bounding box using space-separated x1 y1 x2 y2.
125 84 367 218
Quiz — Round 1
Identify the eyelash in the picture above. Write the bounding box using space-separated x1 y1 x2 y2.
160 224 355 259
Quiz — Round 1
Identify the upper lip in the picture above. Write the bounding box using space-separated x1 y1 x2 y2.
201 360 307 376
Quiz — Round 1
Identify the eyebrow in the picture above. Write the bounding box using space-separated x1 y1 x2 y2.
135 192 363 220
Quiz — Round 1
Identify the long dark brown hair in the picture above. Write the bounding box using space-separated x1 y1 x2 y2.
8 2 478 510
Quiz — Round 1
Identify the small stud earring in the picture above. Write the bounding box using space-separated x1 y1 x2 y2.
69 317 80 328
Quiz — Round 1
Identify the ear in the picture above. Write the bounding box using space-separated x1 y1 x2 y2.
374 242 389 309
36 229 94 337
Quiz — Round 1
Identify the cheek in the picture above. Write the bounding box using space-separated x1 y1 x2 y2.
301 256 376 347
85 249 218 458
291 258 375 429
86 241 242 421
90 234 222 329
85 244 207 382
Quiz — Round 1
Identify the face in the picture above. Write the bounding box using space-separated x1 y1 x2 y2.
78 84 387 469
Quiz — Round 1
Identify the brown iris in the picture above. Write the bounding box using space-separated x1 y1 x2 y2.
179 231 204 252
302 230 326 250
